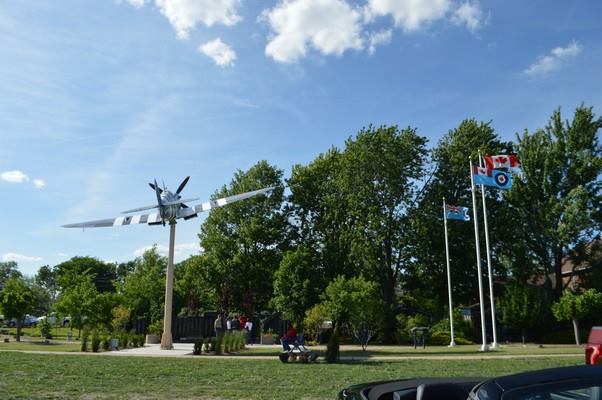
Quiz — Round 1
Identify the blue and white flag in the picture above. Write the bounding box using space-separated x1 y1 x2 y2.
472 165 513 190
445 205 470 221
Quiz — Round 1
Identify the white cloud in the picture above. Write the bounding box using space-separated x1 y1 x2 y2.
452 2 484 33
1 170 29 183
126 0 147 8
57 252 69 258
155 0 242 39
33 178 46 189
366 0 451 32
263 0 364 63
525 40 583 76
133 242 199 260
367 29 392 55
2 253 43 263
199 38 237 67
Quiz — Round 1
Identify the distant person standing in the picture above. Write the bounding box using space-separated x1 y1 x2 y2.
226 316 232 332
239 315 247 330
214 314 224 336
232 315 240 331
244 319 254 344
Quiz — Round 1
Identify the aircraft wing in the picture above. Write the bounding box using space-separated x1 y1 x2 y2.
178 187 274 219
63 212 163 228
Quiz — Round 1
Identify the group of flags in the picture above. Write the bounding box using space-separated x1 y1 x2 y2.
446 154 521 220
443 153 521 350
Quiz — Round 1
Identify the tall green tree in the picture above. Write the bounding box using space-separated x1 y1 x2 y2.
119 246 166 322
277 150 354 325
506 106 602 298
407 119 513 317
272 246 323 325
0 261 22 289
55 256 117 293
35 265 58 303
0 277 35 341
199 161 286 315
55 274 103 334
340 125 428 343
174 255 217 315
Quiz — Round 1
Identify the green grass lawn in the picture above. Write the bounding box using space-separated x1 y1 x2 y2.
0 340 80 352
241 343 584 357
2 326 75 340
0 351 584 399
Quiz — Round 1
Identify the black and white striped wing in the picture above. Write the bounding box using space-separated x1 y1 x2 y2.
178 187 274 219
62 212 163 228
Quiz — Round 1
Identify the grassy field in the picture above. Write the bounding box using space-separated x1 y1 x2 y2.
0 349 584 399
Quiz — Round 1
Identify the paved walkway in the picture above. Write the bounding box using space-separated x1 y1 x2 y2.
1 343 584 361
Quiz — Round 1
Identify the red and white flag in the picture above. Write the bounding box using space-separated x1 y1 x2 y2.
483 154 520 172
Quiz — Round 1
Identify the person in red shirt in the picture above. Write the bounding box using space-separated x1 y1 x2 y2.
238 315 247 330
282 324 297 351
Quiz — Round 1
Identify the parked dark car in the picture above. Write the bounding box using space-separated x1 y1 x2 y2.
6 315 39 328
338 365 602 400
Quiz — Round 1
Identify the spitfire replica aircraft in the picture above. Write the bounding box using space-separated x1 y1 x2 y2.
63 176 273 349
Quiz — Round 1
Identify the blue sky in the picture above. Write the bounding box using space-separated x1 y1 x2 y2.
1 0 601 276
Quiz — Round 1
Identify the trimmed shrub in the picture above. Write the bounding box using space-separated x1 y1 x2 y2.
91 331 100 352
102 336 110 351
193 340 203 355
81 329 89 352
120 333 129 349
215 333 223 355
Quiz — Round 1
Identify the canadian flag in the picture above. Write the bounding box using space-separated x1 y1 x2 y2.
483 154 520 171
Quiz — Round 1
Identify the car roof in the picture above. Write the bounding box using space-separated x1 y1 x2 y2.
471 365 602 396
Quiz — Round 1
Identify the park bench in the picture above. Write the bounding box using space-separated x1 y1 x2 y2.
278 334 319 363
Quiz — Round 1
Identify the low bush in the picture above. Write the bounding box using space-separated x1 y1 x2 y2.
193 340 203 355
102 336 110 351
81 329 89 352
120 333 129 349
91 331 100 352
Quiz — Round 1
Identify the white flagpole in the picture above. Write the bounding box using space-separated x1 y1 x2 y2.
443 198 456 347
469 157 489 352
479 152 499 349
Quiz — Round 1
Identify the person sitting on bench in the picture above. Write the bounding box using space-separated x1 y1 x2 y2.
281 324 297 351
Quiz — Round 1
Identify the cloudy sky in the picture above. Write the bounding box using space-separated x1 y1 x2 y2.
1 0 601 276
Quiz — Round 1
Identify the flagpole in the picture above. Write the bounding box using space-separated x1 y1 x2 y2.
469 157 489 352
443 198 456 347
479 152 499 349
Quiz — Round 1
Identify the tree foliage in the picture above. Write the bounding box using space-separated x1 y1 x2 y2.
0 261 22 289
506 106 602 298
0 277 35 341
272 246 323 326
407 119 513 317
199 161 286 315
499 282 548 344
321 275 383 353
552 288 602 345
119 246 166 322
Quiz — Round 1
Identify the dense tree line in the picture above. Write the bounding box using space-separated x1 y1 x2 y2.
2 105 601 347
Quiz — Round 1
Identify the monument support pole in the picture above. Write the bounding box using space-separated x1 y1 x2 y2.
160 222 176 350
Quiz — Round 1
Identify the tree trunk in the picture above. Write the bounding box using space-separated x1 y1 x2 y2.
553 249 564 300
325 322 341 363
572 318 580 346
521 328 526 345
16 320 22 342
381 281 396 344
